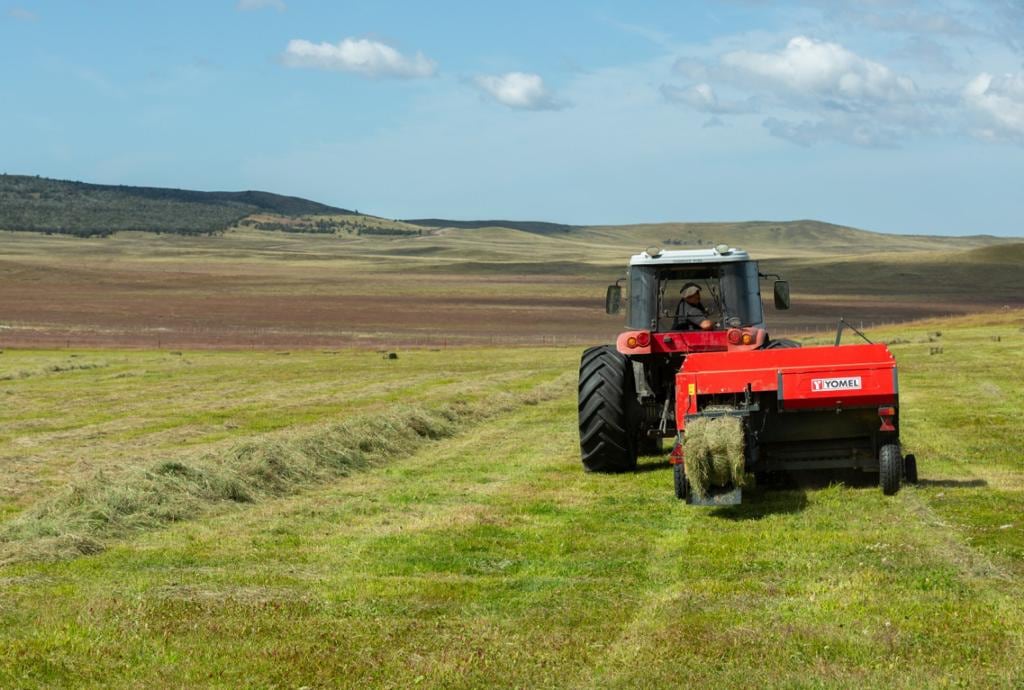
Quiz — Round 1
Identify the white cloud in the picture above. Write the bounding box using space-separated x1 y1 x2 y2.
722 36 917 108
661 82 756 115
664 36 939 147
236 0 286 10
282 38 436 79
8 7 38 21
472 72 564 111
964 72 1024 140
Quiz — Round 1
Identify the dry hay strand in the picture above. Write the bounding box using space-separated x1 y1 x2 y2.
683 415 745 499
0 373 574 565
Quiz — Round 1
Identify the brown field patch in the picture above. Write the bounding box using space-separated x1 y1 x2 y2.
1 230 1020 349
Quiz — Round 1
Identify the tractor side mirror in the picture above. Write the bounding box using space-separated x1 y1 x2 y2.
605 285 622 315
774 281 791 310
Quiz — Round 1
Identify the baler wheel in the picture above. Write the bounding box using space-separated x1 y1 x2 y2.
578 345 637 473
904 454 918 484
879 443 902 495
673 463 690 501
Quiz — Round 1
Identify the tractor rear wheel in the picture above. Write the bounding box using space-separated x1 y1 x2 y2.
904 453 918 484
879 443 902 495
578 345 637 473
673 463 690 501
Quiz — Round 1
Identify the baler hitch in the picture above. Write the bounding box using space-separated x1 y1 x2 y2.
834 318 874 347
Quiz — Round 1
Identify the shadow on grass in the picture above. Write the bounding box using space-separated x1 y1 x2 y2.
708 470 861 520
710 486 809 520
633 460 672 474
697 467 991 521
916 478 988 488
772 470 988 491
782 469 877 490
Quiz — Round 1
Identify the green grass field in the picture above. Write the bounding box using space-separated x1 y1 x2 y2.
0 312 1022 687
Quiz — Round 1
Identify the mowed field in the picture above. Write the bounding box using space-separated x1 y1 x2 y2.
1 223 1022 349
1 311 1022 687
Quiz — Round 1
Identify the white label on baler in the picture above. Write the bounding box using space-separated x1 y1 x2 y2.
811 376 862 392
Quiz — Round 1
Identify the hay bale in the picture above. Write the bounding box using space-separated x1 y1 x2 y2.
683 415 746 499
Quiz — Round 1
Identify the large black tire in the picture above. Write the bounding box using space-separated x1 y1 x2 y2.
578 345 637 473
904 453 918 484
879 443 902 495
673 463 690 500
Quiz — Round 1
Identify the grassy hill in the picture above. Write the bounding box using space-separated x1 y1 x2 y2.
574 219 1011 257
4 174 1017 258
402 218 1014 257
958 242 1024 264
0 175 355 237
404 218 578 235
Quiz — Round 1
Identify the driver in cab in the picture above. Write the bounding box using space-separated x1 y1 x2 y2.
673 283 713 331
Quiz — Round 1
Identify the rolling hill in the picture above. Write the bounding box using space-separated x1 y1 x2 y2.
2 175 1017 255
0 174 355 237
403 218 579 234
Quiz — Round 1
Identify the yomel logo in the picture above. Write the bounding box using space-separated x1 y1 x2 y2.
811 376 862 392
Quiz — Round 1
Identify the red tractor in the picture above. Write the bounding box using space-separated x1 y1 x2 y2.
578 245 917 504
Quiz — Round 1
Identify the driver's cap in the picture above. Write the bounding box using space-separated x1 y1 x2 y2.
680 283 700 298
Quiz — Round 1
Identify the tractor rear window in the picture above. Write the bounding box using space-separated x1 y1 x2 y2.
626 261 764 332
720 261 764 328
627 267 658 329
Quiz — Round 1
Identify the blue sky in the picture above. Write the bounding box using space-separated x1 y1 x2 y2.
2 1 1023 235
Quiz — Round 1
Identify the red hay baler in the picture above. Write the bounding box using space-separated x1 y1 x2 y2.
577 245 917 504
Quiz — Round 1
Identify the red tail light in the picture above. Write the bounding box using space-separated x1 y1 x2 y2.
727 329 742 345
879 406 896 431
636 332 650 347
670 441 684 464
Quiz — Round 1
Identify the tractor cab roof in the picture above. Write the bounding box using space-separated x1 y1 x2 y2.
629 245 750 267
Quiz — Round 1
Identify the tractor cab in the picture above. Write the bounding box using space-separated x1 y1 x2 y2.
624 246 766 332
606 245 789 357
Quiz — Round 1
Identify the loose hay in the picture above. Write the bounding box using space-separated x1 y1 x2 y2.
0 375 572 564
683 415 746 499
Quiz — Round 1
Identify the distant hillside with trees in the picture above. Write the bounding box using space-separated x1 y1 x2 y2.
0 175 355 237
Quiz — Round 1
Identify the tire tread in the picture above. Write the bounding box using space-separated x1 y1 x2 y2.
879 443 902 495
578 345 636 472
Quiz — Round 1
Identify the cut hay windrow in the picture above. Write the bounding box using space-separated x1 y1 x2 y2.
0 374 571 564
682 415 745 499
